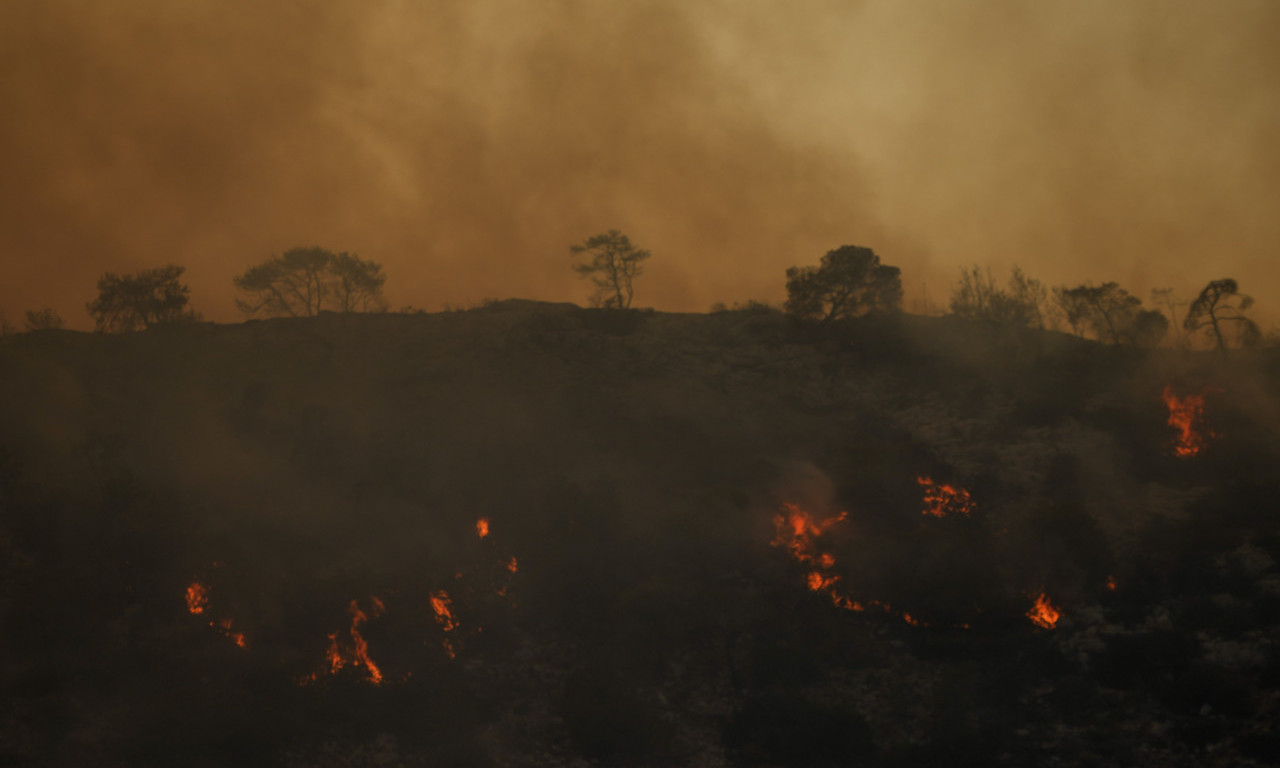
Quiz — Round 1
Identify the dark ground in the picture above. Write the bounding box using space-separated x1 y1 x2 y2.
2 301 1279 766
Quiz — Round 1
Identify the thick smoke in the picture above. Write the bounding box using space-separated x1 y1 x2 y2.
1 0 1277 327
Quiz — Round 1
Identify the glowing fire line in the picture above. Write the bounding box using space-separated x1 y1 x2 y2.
431 590 460 659
305 596 386 685
1027 592 1061 629
1162 386 1220 458
916 476 976 517
186 580 247 648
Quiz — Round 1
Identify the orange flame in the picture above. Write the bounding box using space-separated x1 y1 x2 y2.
186 580 247 647
186 582 208 614
916 476 976 517
476 518 490 538
430 590 459 659
303 597 385 685
505 556 518 574
1162 386 1219 458
1027 593 1061 629
218 618 247 648
771 503 847 567
347 599 384 684
771 503 848 605
1106 575 1117 591
770 503 966 628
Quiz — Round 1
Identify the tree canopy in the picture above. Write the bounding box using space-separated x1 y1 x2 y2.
233 247 388 317
24 308 63 331
1051 282 1166 347
86 265 198 332
570 230 650 309
784 245 902 324
949 265 1047 328
1185 278 1259 352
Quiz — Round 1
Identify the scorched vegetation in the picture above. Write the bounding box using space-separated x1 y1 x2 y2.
1 301 1279 766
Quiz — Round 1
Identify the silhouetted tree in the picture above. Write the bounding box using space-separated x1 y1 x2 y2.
784 245 901 324
1051 282 1165 345
86 265 198 332
1150 288 1188 346
234 247 388 317
570 230 650 309
1185 278 1259 352
949 265 1046 327
1052 287 1092 337
1127 308 1170 348
24 308 63 331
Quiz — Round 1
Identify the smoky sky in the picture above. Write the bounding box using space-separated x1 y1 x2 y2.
2 0 1278 328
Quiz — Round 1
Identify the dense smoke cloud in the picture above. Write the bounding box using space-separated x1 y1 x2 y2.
2 0 1277 328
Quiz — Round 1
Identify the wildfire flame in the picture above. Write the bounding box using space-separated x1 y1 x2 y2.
186 581 248 648
431 590 460 659
916 476 976 517
347 598 384 684
476 517 490 538
305 597 385 685
771 503 930 626
1106 575 1117 591
1162 386 1220 458
1027 593 1061 629
505 556 518 574
186 582 208 614
771 503 849 604
218 618 247 648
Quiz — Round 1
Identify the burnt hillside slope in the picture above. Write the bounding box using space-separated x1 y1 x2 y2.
2 301 1279 767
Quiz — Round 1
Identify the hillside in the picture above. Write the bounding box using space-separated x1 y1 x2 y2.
2 301 1279 767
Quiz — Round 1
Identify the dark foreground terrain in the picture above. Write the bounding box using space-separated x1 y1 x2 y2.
2 301 1280 767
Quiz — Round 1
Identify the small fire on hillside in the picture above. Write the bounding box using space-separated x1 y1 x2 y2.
1027 593 1061 629
771 502 926 626
431 590 460 659
185 580 247 648
917 476 976 517
1162 386 1220 458
476 518 490 538
185 582 208 614
305 597 386 685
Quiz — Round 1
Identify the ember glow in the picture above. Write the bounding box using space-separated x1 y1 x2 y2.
185 582 208 614
218 619 247 648
772 502 847 568
431 590 460 659
1162 386 1220 458
476 518 490 538
305 597 386 685
348 598 384 684
505 556 518 574
916 476 976 517
1027 593 1061 629
185 580 247 648
771 502 925 625
771 502 849 605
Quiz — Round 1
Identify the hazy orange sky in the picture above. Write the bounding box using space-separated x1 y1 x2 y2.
3 0 1278 329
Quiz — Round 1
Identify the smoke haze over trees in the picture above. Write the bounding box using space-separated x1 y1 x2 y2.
2 1 1279 327
233 247 389 317
86 265 198 332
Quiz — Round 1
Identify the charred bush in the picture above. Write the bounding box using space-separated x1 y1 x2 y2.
576 306 652 336
1092 630 1201 696
560 656 672 761
723 691 874 768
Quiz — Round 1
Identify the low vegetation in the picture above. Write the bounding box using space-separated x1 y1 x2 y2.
1 300 1277 766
